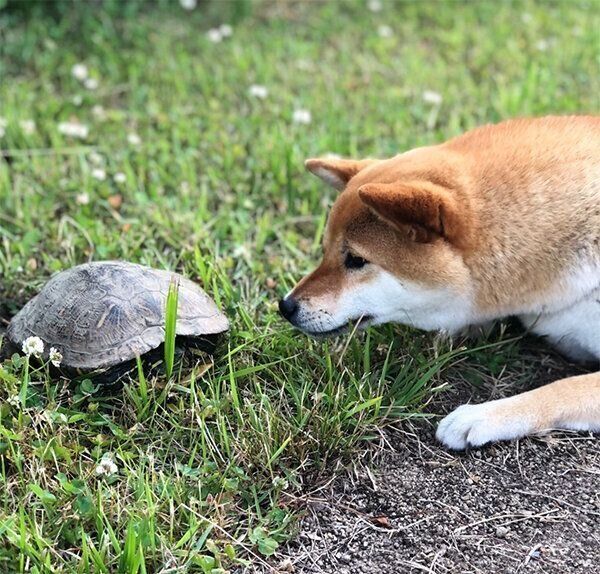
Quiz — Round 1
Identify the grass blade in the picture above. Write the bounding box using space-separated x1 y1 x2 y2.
164 277 180 379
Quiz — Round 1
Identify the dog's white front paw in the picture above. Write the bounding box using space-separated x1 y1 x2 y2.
436 400 532 450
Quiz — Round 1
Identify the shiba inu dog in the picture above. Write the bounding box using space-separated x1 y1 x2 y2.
280 116 600 450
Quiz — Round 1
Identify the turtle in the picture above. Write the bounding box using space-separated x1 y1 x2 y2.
5 261 229 381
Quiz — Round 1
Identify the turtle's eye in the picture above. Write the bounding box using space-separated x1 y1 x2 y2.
344 252 369 270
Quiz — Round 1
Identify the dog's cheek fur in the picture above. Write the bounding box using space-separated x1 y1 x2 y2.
345 214 472 292
292 265 474 334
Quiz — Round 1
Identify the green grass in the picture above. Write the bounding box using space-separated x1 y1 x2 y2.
0 0 598 571
164 277 180 379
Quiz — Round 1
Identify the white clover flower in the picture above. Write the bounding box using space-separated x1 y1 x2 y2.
91 168 106 181
49 347 63 367
95 455 118 477
76 192 90 205
377 25 393 38
207 28 223 43
272 476 289 489
232 244 251 258
368 0 383 12
22 336 44 358
127 132 142 146
113 172 127 184
71 94 83 106
179 0 197 9
422 90 443 105
7 395 20 407
84 77 99 90
219 24 233 37
88 151 104 165
20 120 36 135
92 104 106 119
71 63 89 81
536 39 549 51
248 84 269 99
292 108 312 125
296 59 313 71
58 121 89 139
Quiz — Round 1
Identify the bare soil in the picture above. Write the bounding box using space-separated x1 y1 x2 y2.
274 425 600 574
251 347 600 574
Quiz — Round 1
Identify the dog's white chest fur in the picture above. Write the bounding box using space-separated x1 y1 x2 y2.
519 259 600 361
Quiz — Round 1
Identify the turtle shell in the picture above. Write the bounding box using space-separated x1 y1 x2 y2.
7 261 229 371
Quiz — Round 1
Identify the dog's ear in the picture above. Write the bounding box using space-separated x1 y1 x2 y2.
358 182 470 247
305 157 376 190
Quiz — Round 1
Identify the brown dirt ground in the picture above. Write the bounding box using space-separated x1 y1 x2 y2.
246 342 599 574
272 427 600 574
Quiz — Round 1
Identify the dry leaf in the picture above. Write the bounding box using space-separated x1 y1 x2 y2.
108 194 123 209
371 515 393 529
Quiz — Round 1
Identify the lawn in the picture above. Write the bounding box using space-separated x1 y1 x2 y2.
0 0 598 572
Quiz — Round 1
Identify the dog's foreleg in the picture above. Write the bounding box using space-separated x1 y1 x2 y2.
436 372 600 450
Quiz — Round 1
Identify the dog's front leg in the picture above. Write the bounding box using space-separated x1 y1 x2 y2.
436 372 600 450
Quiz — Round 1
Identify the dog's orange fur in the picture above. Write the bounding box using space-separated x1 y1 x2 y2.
288 116 600 449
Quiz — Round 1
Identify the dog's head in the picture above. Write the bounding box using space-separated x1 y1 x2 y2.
279 152 476 335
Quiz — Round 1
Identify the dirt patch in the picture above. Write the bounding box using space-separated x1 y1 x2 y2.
273 426 599 574
249 350 599 574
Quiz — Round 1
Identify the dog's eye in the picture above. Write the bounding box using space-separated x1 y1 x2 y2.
344 252 368 269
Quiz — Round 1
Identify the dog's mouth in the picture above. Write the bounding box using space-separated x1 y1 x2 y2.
303 315 374 337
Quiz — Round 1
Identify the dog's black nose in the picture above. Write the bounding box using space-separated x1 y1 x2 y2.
279 296 299 321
